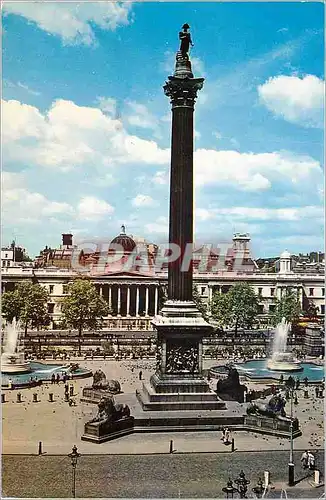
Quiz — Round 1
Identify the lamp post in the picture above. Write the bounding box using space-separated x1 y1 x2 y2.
235 470 250 499
287 377 295 487
68 444 80 498
222 478 238 499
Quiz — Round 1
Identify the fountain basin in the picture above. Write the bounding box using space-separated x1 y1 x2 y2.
2 362 92 388
266 352 303 372
210 359 324 382
1 354 31 374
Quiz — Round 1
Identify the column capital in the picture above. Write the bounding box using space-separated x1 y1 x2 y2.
164 76 204 109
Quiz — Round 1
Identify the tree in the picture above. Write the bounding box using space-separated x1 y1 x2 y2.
61 279 109 354
2 280 50 334
193 286 210 321
211 282 260 334
271 288 302 326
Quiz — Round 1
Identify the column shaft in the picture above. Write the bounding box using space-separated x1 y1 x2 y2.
154 286 158 315
145 286 149 316
168 106 194 301
136 287 140 317
117 286 121 316
126 287 130 316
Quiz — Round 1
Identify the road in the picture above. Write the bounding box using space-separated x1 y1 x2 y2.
2 450 324 498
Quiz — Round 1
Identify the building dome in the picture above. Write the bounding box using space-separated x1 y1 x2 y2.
109 225 136 253
280 250 291 259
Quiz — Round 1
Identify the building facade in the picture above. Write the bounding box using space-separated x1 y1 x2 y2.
1 231 324 330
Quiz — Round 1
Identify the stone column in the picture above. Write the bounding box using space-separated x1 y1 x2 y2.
154 286 159 315
145 286 149 316
99 285 103 297
117 286 121 316
108 286 112 313
126 286 130 317
164 53 204 302
209 286 213 303
136 286 140 317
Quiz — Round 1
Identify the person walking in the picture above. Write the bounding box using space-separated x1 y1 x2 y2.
221 427 226 441
139 370 142 381
300 450 308 469
56 373 60 384
224 428 230 445
308 451 315 471
51 373 56 384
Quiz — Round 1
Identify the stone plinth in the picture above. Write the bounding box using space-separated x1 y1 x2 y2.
81 386 120 404
82 416 134 443
244 414 302 438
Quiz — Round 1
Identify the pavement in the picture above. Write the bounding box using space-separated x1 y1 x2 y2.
2 359 324 455
2 451 325 498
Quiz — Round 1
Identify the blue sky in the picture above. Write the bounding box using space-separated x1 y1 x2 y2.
2 1 324 258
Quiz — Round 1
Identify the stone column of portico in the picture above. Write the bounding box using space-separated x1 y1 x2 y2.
126 286 130 317
117 286 121 317
108 286 112 315
145 286 149 316
154 285 159 315
136 286 140 316
99 285 103 297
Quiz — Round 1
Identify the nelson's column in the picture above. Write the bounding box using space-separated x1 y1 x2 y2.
138 25 225 411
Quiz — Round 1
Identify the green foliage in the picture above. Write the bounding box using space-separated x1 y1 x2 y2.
61 279 109 354
210 282 260 334
2 280 50 333
271 288 302 326
193 286 210 321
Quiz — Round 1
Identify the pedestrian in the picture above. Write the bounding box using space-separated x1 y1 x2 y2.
224 428 230 445
300 450 308 469
315 386 319 398
51 374 56 384
221 427 226 441
139 370 142 381
56 373 60 384
8 378 13 389
64 383 69 395
308 451 315 471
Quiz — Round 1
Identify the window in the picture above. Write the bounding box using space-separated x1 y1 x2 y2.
5 253 8 258
309 288 314 296
2 261 5 267
269 304 276 312
201 287 205 295
270 288 275 296
258 304 264 314
47 303 54 313
62 285 68 295
321 304 325 315
322 288 325 297
258 287 263 296
49 285 54 294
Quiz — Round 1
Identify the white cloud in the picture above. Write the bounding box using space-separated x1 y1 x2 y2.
2 98 170 172
77 196 114 221
2 171 73 224
132 194 156 207
196 205 323 221
125 100 158 130
96 96 117 116
194 149 321 191
213 131 222 140
145 216 168 234
3 2 133 46
258 74 324 128
152 171 168 185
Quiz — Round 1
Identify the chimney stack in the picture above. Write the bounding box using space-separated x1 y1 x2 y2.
62 234 73 247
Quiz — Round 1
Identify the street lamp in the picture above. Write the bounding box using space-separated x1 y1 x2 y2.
234 470 250 499
252 477 264 498
286 377 296 487
68 444 80 498
222 478 238 498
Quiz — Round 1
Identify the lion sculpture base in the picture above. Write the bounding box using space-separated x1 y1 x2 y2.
82 396 134 443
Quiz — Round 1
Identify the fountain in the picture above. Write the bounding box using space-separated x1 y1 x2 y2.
1 319 31 374
267 318 302 372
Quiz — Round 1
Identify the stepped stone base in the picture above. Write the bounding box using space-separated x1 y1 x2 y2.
137 383 226 411
81 416 134 443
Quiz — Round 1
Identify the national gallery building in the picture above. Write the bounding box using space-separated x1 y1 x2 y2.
1 230 325 331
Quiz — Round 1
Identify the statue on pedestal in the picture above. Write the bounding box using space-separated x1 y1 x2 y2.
179 23 193 58
216 366 247 402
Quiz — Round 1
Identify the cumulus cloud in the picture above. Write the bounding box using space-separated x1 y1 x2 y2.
2 98 170 172
145 216 168 235
152 170 169 185
3 2 133 45
2 171 74 224
194 149 322 191
258 74 324 128
132 194 156 207
196 205 323 222
125 100 158 131
77 196 114 221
